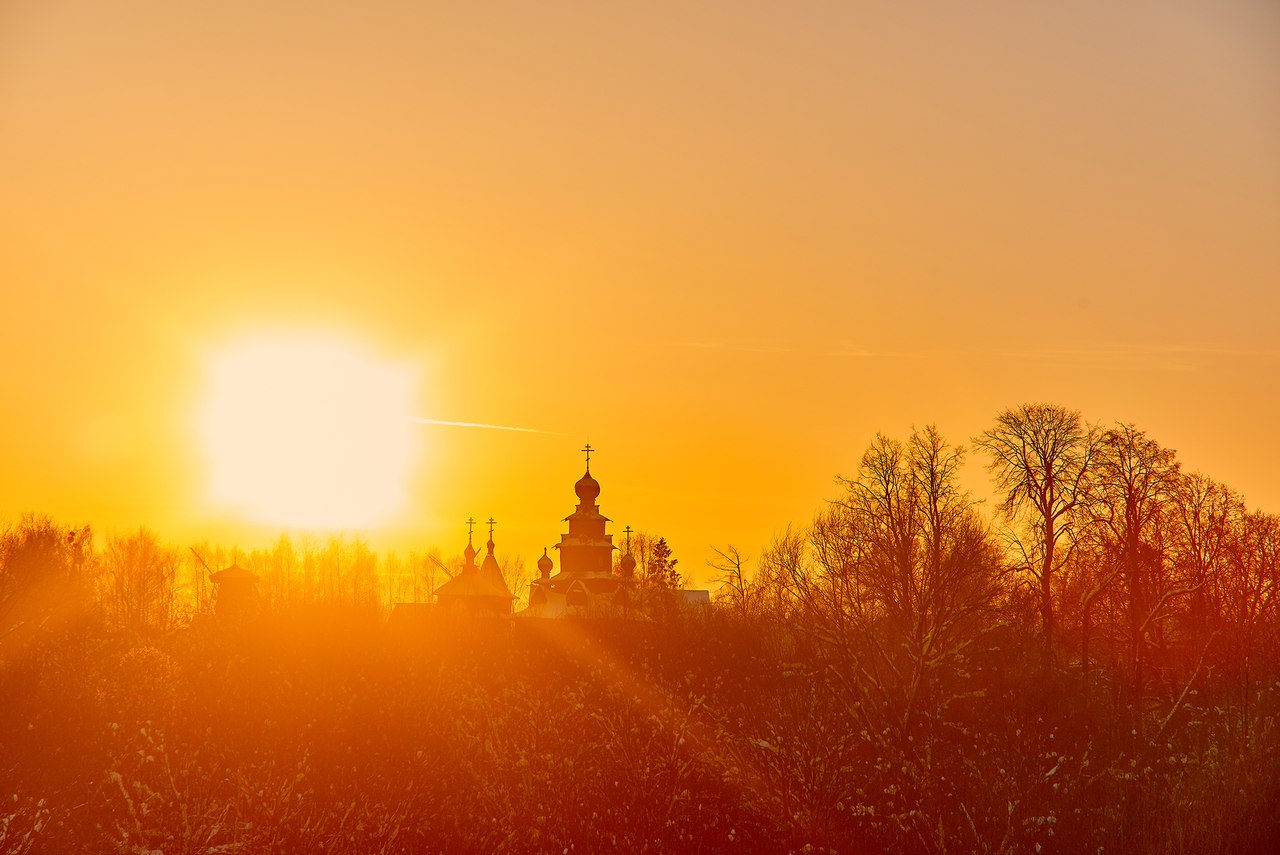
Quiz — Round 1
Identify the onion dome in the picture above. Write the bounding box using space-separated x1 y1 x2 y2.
538 548 553 579
464 540 477 562
575 469 601 502
619 552 636 578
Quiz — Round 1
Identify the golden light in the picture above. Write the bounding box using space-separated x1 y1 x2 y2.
197 332 419 529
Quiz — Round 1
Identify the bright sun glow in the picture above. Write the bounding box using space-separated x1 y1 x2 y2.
198 332 419 529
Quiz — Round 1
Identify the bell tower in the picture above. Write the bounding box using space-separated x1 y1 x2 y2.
555 444 615 576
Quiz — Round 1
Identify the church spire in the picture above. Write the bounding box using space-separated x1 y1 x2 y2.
462 517 478 570
559 446 613 576
574 444 601 505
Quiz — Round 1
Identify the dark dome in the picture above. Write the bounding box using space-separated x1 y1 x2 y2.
575 469 600 502
464 541 477 561
537 548 554 572
619 552 636 576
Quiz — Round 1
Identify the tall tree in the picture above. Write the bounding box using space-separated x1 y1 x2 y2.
1 514 92 642
1223 510 1280 743
1088 423 1181 711
709 545 753 618
102 528 179 633
975 403 1100 663
644 537 681 589
1170 472 1241 638
778 427 1003 745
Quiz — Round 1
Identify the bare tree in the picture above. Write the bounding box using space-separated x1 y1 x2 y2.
755 525 806 622
709 545 752 618
102 528 179 634
1170 472 1241 635
1222 510 1280 744
1087 423 1182 717
1 514 93 641
778 427 1004 745
501 555 531 609
975 403 1100 664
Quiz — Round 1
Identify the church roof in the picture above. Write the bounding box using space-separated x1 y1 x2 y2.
578 577 622 595
435 570 514 600
547 575 622 595
436 523 516 601
575 469 601 502
211 564 257 582
479 551 515 598
563 510 611 523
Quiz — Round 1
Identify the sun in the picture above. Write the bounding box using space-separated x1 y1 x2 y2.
197 332 419 529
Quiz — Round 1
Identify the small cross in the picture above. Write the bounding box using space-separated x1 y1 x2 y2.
466 517 476 540
487 517 497 538
623 525 633 551
582 442 594 469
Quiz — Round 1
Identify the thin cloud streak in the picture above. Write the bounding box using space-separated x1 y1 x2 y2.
409 417 567 436
824 344 1280 367
657 339 1280 367
662 340 796 354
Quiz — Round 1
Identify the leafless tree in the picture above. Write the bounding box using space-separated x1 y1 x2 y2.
1169 472 1241 635
102 528 179 634
975 403 1100 664
1 514 93 642
709 545 753 618
1222 510 1280 744
501 554 530 608
1087 423 1182 718
777 427 1005 746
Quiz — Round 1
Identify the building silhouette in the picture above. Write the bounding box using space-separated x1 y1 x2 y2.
404 445 707 621
210 563 260 619
433 518 516 616
521 446 635 618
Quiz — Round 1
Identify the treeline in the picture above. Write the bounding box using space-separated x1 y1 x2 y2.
2 403 1278 853
0 519 682 639
0 522 493 636
716 406 1278 732
707 404 1280 851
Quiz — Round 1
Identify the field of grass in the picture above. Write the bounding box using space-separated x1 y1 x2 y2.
4 606 1278 854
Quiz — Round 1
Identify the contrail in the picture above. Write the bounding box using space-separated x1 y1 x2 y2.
409 417 566 436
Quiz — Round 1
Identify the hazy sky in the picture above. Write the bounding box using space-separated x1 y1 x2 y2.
2 1 1277 582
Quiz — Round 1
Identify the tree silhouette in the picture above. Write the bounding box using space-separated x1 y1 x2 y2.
102 528 178 634
709 545 753 618
644 537 680 589
1 513 92 643
1088 423 1181 720
976 403 1100 664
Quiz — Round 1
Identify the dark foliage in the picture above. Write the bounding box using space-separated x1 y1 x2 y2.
3 410 1280 853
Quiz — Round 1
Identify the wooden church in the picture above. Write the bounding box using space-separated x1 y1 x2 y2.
519 445 637 618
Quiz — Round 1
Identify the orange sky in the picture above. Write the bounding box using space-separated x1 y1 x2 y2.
2 1 1277 584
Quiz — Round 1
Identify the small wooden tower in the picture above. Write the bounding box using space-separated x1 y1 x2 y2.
210 564 260 619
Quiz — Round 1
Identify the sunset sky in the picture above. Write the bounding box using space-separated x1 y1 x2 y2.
2 1 1277 583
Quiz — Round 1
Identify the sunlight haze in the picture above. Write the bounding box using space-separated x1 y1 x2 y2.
1 0 1277 580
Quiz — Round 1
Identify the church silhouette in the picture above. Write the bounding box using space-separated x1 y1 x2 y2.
426 445 707 619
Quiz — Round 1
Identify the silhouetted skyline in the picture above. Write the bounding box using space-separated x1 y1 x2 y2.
2 0 1277 578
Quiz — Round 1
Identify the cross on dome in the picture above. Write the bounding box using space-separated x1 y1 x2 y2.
581 442 594 470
